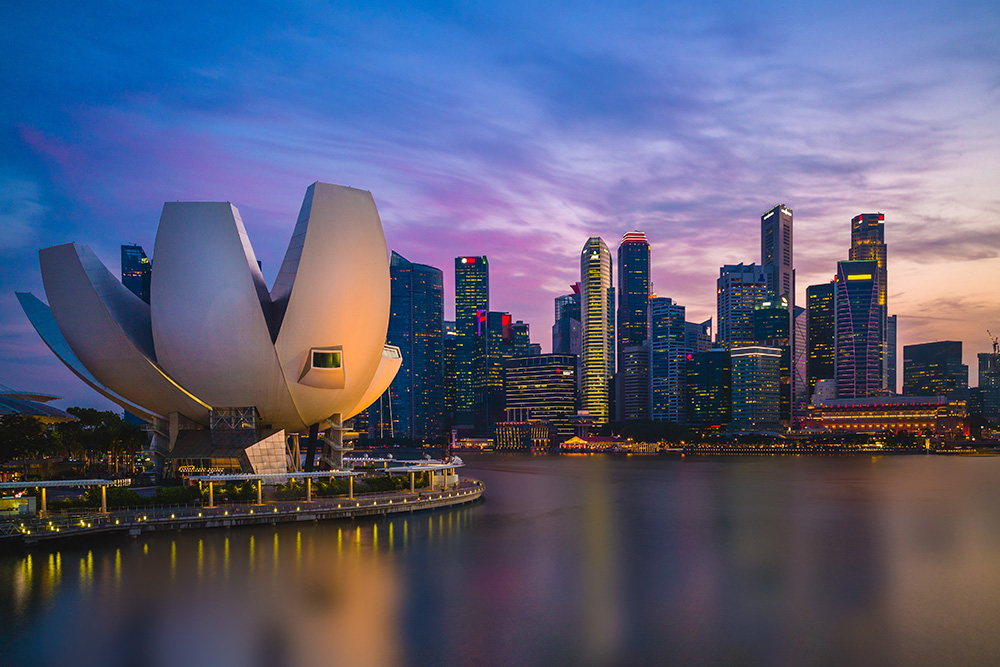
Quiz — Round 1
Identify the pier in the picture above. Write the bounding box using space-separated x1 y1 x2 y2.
2 475 483 546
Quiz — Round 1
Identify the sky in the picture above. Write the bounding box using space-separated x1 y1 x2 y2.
1 0 998 409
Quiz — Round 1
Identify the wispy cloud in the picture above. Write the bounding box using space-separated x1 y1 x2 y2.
1 0 999 403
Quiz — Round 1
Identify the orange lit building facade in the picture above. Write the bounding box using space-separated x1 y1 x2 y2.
804 396 967 437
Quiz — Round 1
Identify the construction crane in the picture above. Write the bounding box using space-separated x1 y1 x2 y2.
989 330 999 356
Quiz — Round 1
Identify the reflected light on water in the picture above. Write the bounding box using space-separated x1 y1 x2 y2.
3 456 1000 666
0 516 430 667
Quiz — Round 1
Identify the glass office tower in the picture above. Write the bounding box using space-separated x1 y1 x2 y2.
716 263 767 350
454 256 488 431
834 260 881 398
383 251 444 441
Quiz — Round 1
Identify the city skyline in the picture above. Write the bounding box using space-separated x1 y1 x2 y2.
2 1 998 410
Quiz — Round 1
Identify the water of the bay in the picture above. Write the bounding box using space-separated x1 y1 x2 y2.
3 453 1000 666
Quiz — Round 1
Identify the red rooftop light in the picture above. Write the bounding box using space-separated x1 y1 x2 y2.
621 231 648 244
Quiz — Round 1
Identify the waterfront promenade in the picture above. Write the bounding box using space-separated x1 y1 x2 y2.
1 478 483 546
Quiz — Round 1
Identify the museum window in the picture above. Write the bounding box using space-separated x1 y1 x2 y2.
313 351 342 369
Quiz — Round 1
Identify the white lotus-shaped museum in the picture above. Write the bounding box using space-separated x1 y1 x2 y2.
18 183 402 464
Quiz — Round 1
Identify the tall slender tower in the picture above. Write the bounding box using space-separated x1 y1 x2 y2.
834 259 881 398
475 310 516 434
617 231 650 361
761 205 794 307
581 237 613 424
761 204 796 421
850 213 888 391
616 231 650 422
385 251 444 441
454 256 488 430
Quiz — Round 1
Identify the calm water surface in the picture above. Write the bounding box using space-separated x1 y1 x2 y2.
3 454 1000 666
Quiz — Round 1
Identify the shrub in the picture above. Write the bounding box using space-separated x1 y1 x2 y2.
155 485 202 505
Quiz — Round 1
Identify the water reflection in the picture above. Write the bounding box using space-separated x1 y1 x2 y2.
2 457 1000 666
0 505 477 667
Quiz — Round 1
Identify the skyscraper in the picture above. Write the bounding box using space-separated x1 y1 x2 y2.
381 252 444 441
616 231 650 422
834 259 882 398
617 231 650 361
761 205 794 307
791 305 808 423
552 287 582 355
455 256 488 431
580 237 614 425
902 341 968 399
850 213 887 308
504 354 578 442
753 298 791 424
686 349 732 428
511 320 531 358
850 213 888 391
730 346 782 432
716 263 767 350
685 320 712 354
619 343 650 421
979 347 1000 423
761 204 796 421
121 244 151 304
887 314 898 393
650 297 687 423
443 321 458 432
806 282 835 398
475 310 520 434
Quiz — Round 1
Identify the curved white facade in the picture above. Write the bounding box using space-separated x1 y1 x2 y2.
20 182 400 433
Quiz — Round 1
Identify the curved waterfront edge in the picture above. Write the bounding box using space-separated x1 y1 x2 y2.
2 478 485 547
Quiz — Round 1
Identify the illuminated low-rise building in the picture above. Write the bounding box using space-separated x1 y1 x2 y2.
804 396 967 437
494 409 551 452
493 423 550 452
559 435 625 452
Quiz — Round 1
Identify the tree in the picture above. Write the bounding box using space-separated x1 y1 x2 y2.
54 409 147 476
0 414 56 477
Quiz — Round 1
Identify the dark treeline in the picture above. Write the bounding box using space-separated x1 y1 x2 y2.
0 408 146 478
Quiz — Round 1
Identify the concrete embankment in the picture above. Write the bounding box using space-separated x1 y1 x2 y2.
3 479 484 546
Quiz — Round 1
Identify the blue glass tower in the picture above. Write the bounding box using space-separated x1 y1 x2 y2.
381 251 444 441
